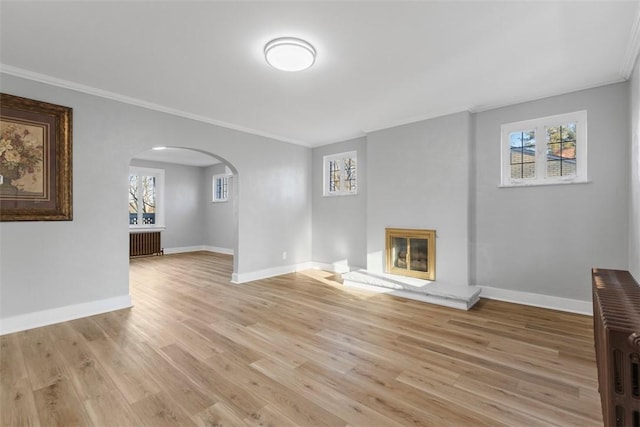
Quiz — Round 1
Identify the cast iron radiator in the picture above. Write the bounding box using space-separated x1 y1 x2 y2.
129 231 163 257
592 268 640 427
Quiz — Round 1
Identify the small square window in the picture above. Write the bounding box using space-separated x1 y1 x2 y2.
323 151 357 196
212 174 229 202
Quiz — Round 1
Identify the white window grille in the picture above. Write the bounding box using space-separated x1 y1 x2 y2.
129 166 165 228
323 151 357 196
500 111 587 187
212 171 231 202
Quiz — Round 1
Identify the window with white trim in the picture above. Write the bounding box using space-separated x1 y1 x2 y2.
500 111 587 187
212 173 230 202
323 151 357 196
129 166 164 228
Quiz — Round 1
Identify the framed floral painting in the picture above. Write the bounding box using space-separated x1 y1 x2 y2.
0 93 72 221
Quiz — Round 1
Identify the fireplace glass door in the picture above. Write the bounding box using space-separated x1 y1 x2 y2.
386 228 435 280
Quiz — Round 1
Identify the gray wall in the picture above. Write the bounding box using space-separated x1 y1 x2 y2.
0 73 312 320
366 112 472 288
204 163 236 251
129 159 206 250
630 61 640 281
311 137 367 270
474 83 630 301
1 70 634 326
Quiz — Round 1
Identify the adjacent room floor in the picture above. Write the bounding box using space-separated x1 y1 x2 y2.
1 251 602 426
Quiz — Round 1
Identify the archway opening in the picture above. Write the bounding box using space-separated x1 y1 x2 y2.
127 146 239 280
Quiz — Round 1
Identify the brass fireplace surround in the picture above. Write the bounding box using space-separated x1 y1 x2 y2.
385 228 436 280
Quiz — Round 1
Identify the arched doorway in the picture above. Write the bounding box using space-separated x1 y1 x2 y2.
128 146 239 278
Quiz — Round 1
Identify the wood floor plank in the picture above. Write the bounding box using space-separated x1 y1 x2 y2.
17 328 68 391
193 402 249 427
130 391 197 427
159 343 268 418
295 359 464 427
207 318 308 369
203 350 348 426
247 321 357 374
32 377 93 427
0 335 41 427
67 318 106 342
515 379 603 420
1 376 41 427
395 368 551 427
1 251 603 426
449 318 596 359
243 404 301 427
348 362 505 427
181 317 264 365
82 390 142 426
251 357 405 427
151 316 222 361
120 338 216 416
45 322 142 425
453 374 600 426
85 336 161 404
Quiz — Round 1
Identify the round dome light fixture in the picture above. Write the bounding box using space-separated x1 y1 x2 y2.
264 37 316 72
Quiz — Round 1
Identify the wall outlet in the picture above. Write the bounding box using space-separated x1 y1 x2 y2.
282 251 287 260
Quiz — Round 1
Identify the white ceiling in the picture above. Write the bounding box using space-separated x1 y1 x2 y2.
1 1 639 148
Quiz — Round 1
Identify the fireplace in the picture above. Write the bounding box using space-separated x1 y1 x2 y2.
385 228 436 280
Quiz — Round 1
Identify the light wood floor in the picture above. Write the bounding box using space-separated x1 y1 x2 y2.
2 251 602 426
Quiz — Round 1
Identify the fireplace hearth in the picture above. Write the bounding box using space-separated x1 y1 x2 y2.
386 228 435 280
341 227 479 310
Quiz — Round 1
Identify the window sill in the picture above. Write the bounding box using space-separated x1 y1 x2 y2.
499 179 591 189
129 226 165 232
323 192 358 197
211 199 228 203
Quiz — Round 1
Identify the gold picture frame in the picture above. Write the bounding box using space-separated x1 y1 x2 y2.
0 93 72 221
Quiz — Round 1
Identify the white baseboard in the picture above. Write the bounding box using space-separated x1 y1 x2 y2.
0 295 133 335
480 286 592 315
164 245 205 254
309 261 353 274
231 262 313 284
203 246 234 255
163 245 234 255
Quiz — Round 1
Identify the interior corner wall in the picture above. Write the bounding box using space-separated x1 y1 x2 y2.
130 159 206 250
204 163 235 252
311 137 367 271
366 111 472 288
0 73 312 329
467 112 478 287
474 82 630 302
630 60 640 281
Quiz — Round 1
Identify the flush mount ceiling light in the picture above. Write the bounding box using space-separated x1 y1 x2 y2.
264 37 316 72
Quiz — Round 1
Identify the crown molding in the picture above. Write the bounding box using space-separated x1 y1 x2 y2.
621 2 640 79
0 64 310 147
362 76 626 135
469 77 627 114
362 105 471 136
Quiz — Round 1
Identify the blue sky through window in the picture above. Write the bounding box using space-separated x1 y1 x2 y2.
510 130 535 148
